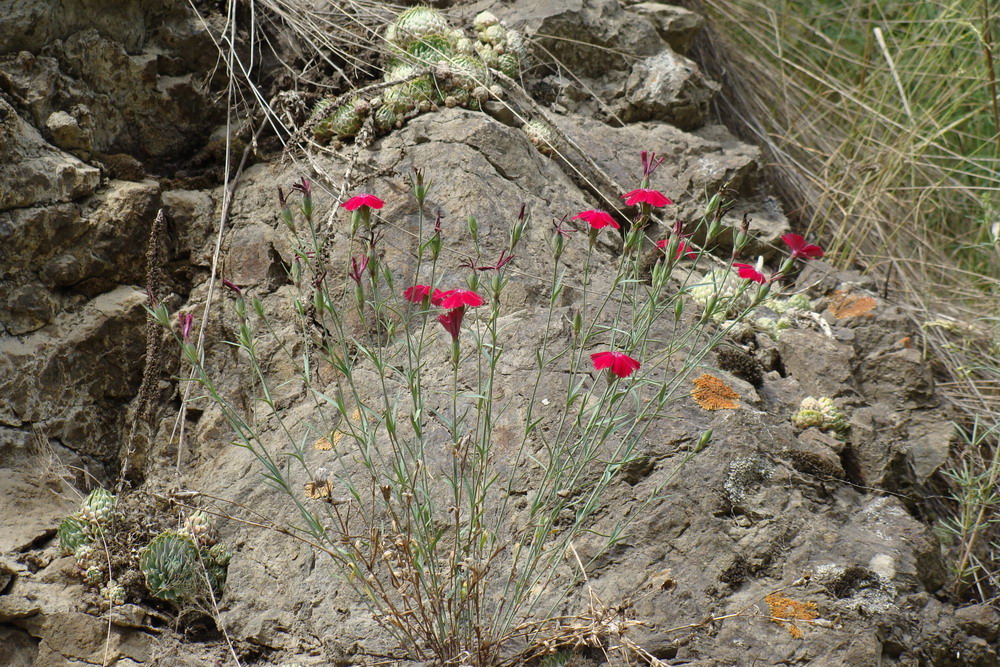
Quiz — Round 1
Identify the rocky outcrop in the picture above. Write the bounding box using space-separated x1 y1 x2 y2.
0 1 989 666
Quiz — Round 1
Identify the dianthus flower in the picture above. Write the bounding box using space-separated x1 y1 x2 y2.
572 209 619 230
621 189 673 208
781 233 823 260
656 239 696 259
733 262 767 284
436 289 485 310
341 194 385 211
591 350 641 379
436 289 484 344
438 309 464 341
403 284 443 304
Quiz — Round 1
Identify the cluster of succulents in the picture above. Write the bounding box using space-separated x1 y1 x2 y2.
471 10 527 78
57 494 231 607
690 268 753 321
311 8 528 143
140 510 231 603
791 396 848 434
58 487 117 573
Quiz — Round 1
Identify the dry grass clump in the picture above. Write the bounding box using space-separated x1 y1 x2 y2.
688 0 999 412
687 0 1000 601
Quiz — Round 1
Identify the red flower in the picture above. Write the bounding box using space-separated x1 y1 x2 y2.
436 289 485 310
781 233 823 260
342 194 385 211
656 239 696 259
572 209 620 230
733 262 767 284
403 285 443 304
591 350 641 379
621 189 673 208
438 309 464 341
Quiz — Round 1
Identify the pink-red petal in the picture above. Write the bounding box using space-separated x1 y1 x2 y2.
438 309 464 340
621 189 673 208
342 194 385 211
590 351 641 378
403 285 442 304
656 239 696 259
782 233 823 259
572 209 620 230
437 289 485 309
733 263 766 284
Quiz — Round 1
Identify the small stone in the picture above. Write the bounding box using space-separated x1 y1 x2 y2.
628 3 706 54
619 50 720 130
46 111 93 152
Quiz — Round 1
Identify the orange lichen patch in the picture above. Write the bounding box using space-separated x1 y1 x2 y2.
691 374 740 410
765 592 818 639
315 409 361 450
826 290 877 319
304 479 334 500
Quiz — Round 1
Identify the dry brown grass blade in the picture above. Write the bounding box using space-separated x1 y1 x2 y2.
688 0 1000 419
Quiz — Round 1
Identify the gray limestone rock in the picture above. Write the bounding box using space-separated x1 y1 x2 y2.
618 48 721 130
628 3 706 54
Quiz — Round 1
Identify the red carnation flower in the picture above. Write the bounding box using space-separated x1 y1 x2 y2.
781 233 823 260
656 239 696 259
572 209 620 230
403 284 443 304
621 189 673 208
733 262 767 284
438 309 464 341
591 350 641 379
436 289 485 310
342 194 385 211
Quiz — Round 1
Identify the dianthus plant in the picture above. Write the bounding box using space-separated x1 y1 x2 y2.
155 153 790 665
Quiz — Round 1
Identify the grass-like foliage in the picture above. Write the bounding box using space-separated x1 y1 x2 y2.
691 0 1000 602
153 149 824 662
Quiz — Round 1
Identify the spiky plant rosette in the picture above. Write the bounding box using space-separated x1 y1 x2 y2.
383 64 436 113
313 96 365 143
182 510 217 548
374 104 401 132
791 396 848 433
80 487 116 527
442 53 490 89
204 543 232 593
386 6 451 49
404 34 455 65
73 543 97 572
498 52 520 78
101 580 127 606
58 514 92 555
523 119 558 156
140 530 204 602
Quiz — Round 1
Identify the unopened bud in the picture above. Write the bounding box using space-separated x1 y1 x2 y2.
695 429 713 452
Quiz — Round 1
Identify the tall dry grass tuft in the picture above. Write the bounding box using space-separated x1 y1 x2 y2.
688 0 1000 599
